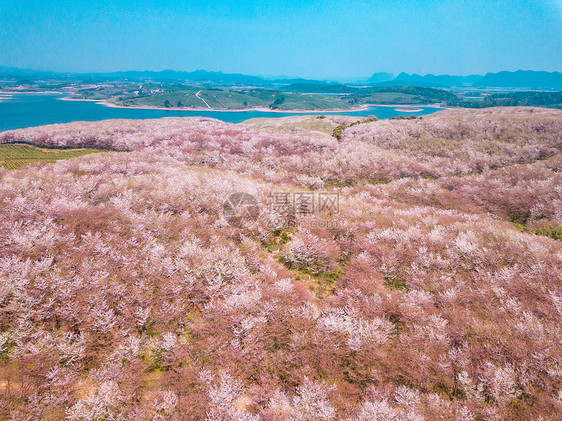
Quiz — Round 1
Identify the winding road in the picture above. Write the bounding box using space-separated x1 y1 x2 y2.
195 91 211 108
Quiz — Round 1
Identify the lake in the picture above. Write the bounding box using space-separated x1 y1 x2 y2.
0 93 441 132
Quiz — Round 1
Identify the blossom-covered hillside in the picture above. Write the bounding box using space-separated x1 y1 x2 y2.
0 108 561 420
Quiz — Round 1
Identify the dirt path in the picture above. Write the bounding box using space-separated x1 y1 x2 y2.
213 95 227 108
196 91 211 108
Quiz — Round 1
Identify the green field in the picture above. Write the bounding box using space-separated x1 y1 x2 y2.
112 89 354 110
353 92 418 103
0 143 103 169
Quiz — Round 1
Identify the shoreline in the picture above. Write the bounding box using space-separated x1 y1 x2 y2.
395 108 425 112
1 92 447 114
58 96 445 113
366 103 447 109
60 97 104 102
59 96 371 113
0 91 65 95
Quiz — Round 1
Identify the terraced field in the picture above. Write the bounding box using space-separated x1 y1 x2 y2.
0 143 103 169
112 88 355 110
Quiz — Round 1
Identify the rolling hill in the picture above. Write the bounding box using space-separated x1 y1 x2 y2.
0 107 560 419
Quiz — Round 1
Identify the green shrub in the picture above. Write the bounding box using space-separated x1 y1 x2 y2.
332 124 347 140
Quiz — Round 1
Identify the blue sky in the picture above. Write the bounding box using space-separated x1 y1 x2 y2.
0 0 560 79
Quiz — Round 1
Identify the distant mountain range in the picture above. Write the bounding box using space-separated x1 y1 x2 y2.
0 67 272 85
367 70 562 89
366 72 395 84
283 82 357 93
95 69 269 85
389 72 481 88
1 66 561 90
474 70 562 90
0 66 61 80
0 67 327 86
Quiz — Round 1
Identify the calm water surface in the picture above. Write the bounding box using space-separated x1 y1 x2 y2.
0 93 441 131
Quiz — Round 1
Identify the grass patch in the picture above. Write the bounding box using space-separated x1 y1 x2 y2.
263 227 297 253
0 143 103 169
278 256 342 298
264 229 343 298
512 221 562 241
384 276 409 291
534 226 562 241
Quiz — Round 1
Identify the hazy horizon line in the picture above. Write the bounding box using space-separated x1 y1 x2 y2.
2 65 562 83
